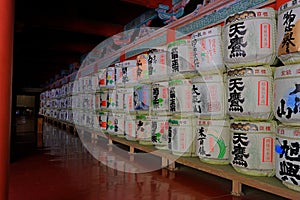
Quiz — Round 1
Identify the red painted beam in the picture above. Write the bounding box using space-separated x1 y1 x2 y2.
0 0 13 199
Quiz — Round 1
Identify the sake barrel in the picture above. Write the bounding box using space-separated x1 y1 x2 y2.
191 25 226 75
115 88 124 112
168 79 193 116
106 112 116 135
194 118 230 165
115 61 124 88
136 115 152 145
274 64 300 126
223 8 277 69
226 66 273 120
106 65 115 89
125 114 137 141
134 84 151 114
148 46 168 82
100 90 109 111
95 93 101 111
277 0 300 65
91 74 99 91
275 125 300 192
99 111 108 133
167 39 196 79
169 117 195 157
123 59 138 87
151 81 169 115
98 68 107 89
92 113 100 130
123 87 135 114
114 113 125 138
151 115 170 150
230 121 276 176
192 74 226 119
136 53 151 83
107 89 117 111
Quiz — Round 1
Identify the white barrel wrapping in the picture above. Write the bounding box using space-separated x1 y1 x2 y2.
275 125 300 192
192 74 226 119
226 66 273 120
191 25 225 74
195 119 230 164
223 8 277 68
230 120 276 176
274 64 300 126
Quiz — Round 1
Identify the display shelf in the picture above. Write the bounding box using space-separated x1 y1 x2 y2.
44 116 77 135
44 113 300 199
105 133 299 199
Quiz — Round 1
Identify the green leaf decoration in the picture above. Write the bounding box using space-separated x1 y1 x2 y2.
208 134 226 159
168 119 179 125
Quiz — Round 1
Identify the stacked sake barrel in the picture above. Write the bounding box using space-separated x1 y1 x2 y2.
274 0 300 192
100 55 154 145
191 26 230 164
166 39 198 157
148 47 170 150
223 8 277 176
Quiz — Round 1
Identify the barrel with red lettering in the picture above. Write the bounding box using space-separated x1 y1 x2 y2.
230 120 276 176
191 25 226 75
226 65 273 120
125 114 137 141
223 8 277 69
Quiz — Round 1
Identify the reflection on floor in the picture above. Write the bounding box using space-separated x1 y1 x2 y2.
9 122 287 200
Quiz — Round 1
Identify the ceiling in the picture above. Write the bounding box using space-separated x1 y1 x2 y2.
13 0 174 90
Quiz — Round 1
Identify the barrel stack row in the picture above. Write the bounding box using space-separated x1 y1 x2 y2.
40 1 300 192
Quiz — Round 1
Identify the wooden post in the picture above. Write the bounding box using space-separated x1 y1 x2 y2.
108 138 113 152
0 0 13 198
231 180 243 196
129 146 135 161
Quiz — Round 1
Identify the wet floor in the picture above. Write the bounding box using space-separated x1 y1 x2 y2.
9 122 288 200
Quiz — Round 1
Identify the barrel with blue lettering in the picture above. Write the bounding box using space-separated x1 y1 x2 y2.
274 64 300 125
275 125 300 192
